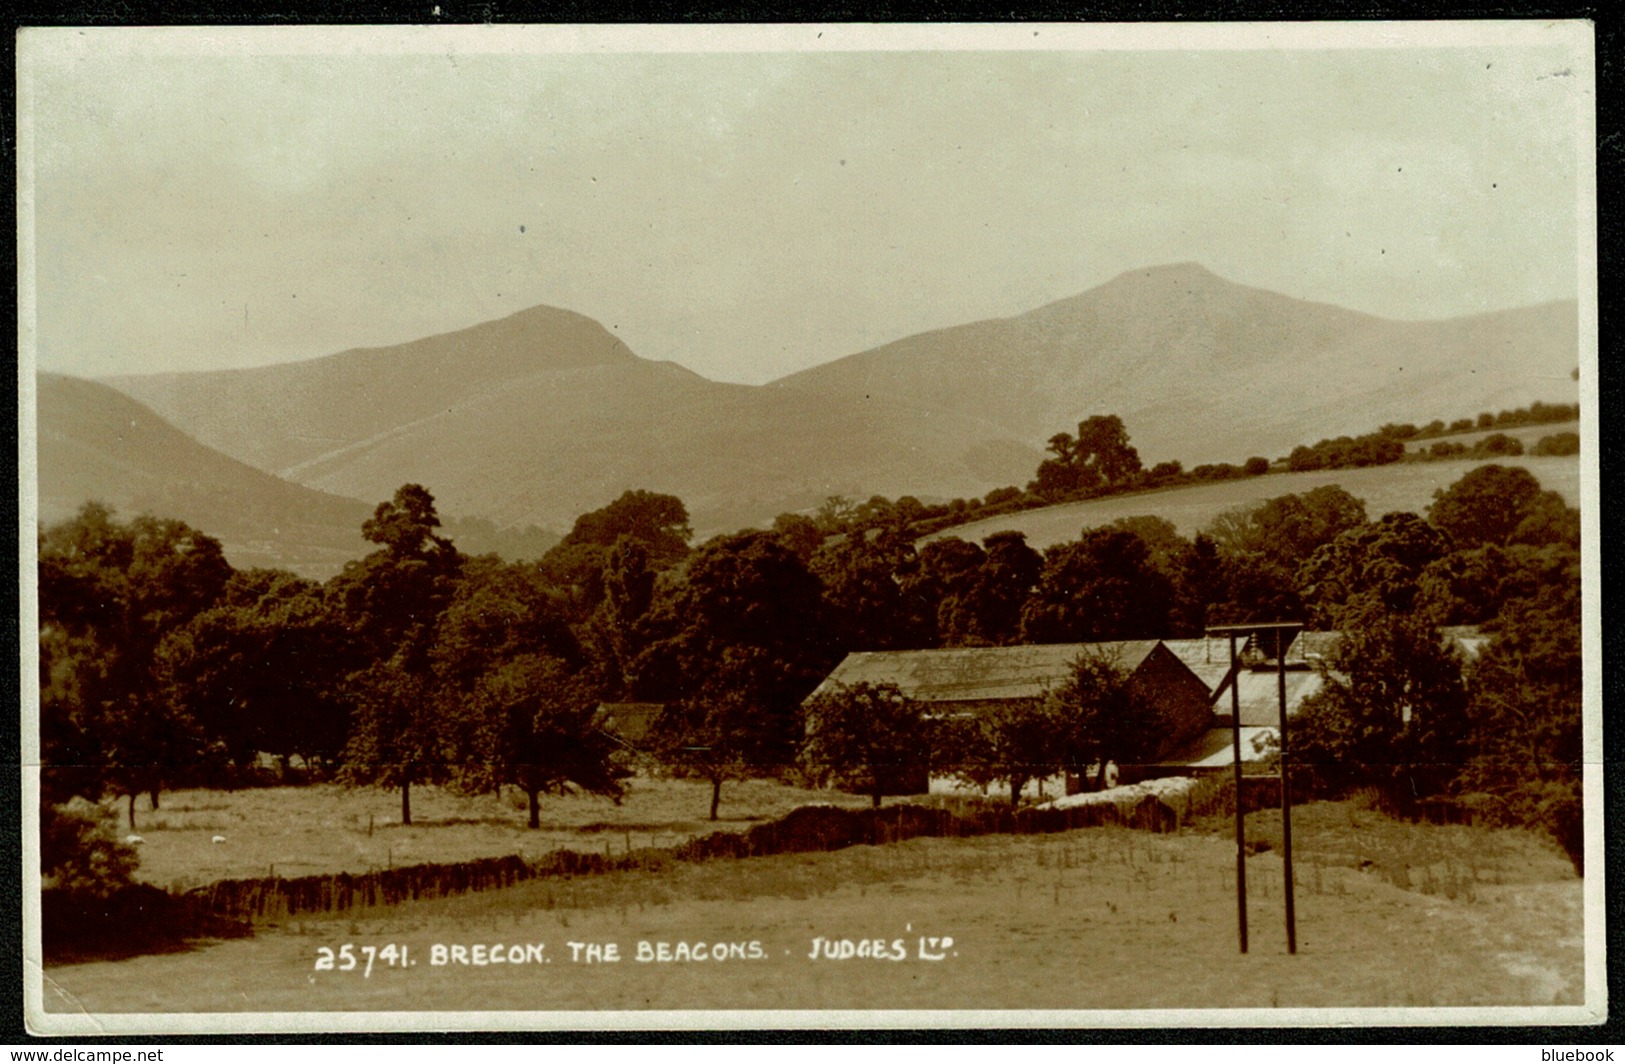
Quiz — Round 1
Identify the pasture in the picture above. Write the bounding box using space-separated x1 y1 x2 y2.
117 777 883 890
928 454 1582 552
43 799 1584 1016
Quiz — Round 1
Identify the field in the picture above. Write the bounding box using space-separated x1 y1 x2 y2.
111 777 884 890
41 797 1585 1017
929 454 1582 551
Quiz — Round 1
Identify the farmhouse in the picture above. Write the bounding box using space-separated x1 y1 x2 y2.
807 640 1213 798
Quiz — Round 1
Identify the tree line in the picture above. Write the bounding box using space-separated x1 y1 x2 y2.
39 452 1579 861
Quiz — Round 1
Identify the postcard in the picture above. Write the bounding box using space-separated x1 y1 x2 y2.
17 21 1602 1034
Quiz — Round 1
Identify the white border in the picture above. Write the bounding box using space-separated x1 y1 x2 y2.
17 20 1604 1036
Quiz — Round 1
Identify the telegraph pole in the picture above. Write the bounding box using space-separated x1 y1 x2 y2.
1228 630 1247 954
1277 627 1297 955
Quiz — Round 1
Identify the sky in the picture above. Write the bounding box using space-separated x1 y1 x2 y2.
20 24 1591 385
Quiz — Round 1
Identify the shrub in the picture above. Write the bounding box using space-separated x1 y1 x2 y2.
1532 432 1580 457
41 799 137 897
1470 433 1524 458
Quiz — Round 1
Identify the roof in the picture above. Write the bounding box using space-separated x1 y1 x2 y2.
1214 668 1327 725
810 641 1164 705
1157 726 1279 770
592 702 665 745
1160 638 1238 693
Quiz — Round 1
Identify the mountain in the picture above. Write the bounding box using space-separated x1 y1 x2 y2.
100 265 1579 536
773 262 1580 468
109 304 1041 535
35 373 372 578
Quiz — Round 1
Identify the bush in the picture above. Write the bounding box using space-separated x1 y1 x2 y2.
41 799 137 897
1243 456 1270 476
1532 432 1580 457
1470 433 1524 458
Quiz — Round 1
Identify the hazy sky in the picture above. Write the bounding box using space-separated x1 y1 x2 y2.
20 24 1590 385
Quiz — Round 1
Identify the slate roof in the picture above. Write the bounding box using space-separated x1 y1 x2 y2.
1160 637 1237 693
809 641 1164 705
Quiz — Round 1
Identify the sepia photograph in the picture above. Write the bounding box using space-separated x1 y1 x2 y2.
16 21 1602 1034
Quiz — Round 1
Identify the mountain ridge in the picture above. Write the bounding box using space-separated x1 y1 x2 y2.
89 263 1579 537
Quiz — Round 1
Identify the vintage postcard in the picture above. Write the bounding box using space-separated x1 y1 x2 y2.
17 21 1602 1034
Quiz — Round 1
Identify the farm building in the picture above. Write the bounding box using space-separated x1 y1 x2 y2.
807 640 1214 799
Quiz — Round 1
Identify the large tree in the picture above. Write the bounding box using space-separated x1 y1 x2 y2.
453 653 627 828
155 569 354 774
633 532 835 816
1428 464 1576 550
1295 512 1449 627
331 485 463 824
800 681 931 807
938 531 1043 647
1288 604 1471 803
38 505 232 824
1019 529 1173 644
1028 414 1144 500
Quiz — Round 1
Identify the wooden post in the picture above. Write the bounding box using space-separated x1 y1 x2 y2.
1277 628 1297 955
1230 631 1248 954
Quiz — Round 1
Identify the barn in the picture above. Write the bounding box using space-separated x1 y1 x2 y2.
1154 629 1340 776
807 640 1214 799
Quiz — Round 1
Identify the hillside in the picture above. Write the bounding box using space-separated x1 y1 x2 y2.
109 305 1039 535
100 264 1578 536
776 263 1580 468
923 455 1583 552
35 374 372 578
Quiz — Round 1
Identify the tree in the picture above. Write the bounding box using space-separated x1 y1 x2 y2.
1427 465 1562 550
1296 512 1449 627
1028 415 1143 500
541 490 691 617
800 681 931 807
1288 605 1470 804
1075 414 1143 486
650 649 780 820
1456 581 1582 869
903 537 987 646
331 485 463 824
938 698 1066 807
155 569 354 774
1206 486 1367 572
37 506 232 824
934 531 1042 647
770 512 825 562
812 534 929 654
633 532 836 813
586 537 657 693
1019 529 1173 644
453 654 628 828
1048 645 1168 790
556 489 692 564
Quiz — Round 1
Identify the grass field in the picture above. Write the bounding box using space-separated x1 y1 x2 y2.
929 454 1581 552
111 777 885 890
42 799 1584 1015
